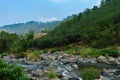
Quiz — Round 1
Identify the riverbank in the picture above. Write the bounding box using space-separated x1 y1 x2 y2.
0 52 120 80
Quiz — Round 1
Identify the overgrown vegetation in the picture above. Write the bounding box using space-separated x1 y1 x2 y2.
0 60 28 80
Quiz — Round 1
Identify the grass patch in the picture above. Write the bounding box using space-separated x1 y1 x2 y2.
100 48 120 58
27 50 41 61
80 48 101 57
48 69 57 79
80 67 101 80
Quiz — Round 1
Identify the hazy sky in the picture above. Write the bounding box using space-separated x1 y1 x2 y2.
0 0 101 26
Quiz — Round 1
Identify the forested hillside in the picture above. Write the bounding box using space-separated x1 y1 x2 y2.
35 0 120 48
0 21 60 35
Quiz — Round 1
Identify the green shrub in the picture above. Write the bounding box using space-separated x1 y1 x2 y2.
0 60 28 80
80 48 101 57
80 67 101 80
15 52 25 58
101 48 119 57
50 48 60 53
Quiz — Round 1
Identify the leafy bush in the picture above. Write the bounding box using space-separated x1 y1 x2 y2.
0 60 28 80
80 67 101 80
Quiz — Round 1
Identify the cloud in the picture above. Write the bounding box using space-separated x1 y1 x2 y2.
39 17 58 22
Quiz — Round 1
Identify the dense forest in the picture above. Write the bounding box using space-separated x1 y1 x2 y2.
34 0 120 48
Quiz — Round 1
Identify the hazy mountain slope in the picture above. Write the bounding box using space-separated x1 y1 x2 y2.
0 21 60 35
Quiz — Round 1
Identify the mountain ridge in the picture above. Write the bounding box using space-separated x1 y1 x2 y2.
0 21 61 35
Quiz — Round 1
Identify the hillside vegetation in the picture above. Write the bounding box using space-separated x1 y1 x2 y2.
34 0 120 48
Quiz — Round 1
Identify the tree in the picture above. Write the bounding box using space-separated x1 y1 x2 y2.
92 6 99 11
77 13 83 20
83 8 91 16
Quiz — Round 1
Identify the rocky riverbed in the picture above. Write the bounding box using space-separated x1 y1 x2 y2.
0 52 120 80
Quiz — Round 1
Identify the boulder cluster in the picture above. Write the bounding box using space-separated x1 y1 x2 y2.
1 52 120 80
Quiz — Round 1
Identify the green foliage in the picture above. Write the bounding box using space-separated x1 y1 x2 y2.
0 60 28 80
80 67 101 80
100 48 120 57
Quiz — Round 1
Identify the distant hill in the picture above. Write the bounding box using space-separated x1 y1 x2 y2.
0 21 60 35
35 0 120 48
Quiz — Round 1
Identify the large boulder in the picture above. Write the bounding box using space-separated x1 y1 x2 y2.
97 56 107 63
117 57 120 62
102 68 114 77
108 57 120 65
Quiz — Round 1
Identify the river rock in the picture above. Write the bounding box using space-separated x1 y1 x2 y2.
39 77 49 80
28 74 39 80
72 63 78 69
117 57 120 62
83 56 97 63
102 68 114 77
50 78 61 80
97 56 107 63
95 75 111 80
3 56 10 60
108 57 120 65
